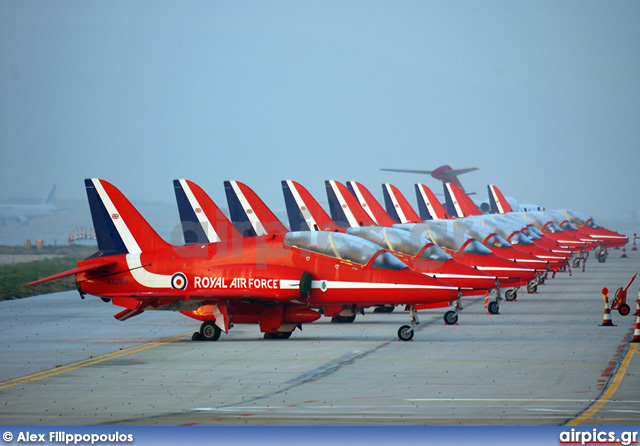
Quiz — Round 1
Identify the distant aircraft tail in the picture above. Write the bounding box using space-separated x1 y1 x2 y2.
224 180 288 236
281 180 340 232
173 179 243 244
43 185 56 205
414 183 450 220
381 183 422 224
443 182 483 218
345 181 398 227
487 184 513 214
325 180 376 228
85 178 170 254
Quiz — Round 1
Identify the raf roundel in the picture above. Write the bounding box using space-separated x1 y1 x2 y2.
171 272 188 290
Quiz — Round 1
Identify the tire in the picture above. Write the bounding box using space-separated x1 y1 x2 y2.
398 325 414 341
572 258 580 268
200 321 221 341
191 332 203 341
505 289 517 301
527 282 538 294
488 301 499 315
443 310 458 325
618 304 631 316
597 254 606 263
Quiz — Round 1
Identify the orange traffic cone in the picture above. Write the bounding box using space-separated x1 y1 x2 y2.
631 312 640 343
621 247 628 258
600 287 616 326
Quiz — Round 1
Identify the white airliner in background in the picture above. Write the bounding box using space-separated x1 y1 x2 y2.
0 186 58 225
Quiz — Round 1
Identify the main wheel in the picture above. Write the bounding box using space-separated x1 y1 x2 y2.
488 301 500 315
397 325 414 341
505 289 517 301
192 332 203 341
443 310 458 325
618 304 631 316
597 254 606 263
200 321 221 341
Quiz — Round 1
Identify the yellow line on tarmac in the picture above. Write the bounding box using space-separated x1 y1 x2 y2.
565 343 638 426
0 333 187 390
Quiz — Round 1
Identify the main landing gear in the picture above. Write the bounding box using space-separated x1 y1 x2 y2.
192 320 222 341
398 305 419 342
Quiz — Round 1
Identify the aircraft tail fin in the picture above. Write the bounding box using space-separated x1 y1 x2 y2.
415 183 450 220
443 182 483 218
488 184 513 214
345 181 398 227
224 180 288 236
85 179 170 254
281 180 340 232
381 183 422 224
43 185 56 205
173 179 243 244
325 180 376 228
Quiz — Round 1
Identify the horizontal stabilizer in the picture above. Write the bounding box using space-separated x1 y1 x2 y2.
24 259 117 286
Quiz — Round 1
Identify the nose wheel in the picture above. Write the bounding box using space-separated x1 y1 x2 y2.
443 298 463 325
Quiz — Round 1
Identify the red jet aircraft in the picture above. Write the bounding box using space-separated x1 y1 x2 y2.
27 179 460 342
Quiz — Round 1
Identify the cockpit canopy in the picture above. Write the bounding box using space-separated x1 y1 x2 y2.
346 226 452 262
563 210 602 229
515 212 563 233
451 219 511 249
541 211 579 231
284 231 407 270
394 223 493 255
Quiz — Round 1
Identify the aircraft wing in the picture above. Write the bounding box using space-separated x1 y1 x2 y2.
380 168 433 174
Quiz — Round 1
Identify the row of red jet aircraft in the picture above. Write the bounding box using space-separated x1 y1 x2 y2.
28 177 629 341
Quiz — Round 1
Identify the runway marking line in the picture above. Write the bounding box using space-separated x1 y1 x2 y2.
0 332 187 390
565 342 638 426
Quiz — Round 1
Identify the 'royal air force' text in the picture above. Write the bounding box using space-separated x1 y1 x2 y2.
193 277 279 290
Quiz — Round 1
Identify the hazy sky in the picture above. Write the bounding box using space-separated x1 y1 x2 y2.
1 1 639 222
